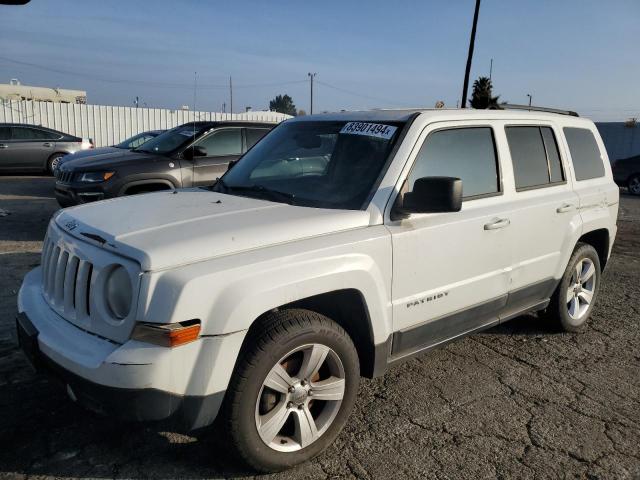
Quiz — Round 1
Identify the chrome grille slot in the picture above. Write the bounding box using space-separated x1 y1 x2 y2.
41 238 94 319
56 170 73 184
74 260 92 318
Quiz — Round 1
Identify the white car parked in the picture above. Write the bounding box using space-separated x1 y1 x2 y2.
17 107 618 472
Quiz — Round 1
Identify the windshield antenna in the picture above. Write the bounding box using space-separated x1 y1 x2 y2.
193 71 197 137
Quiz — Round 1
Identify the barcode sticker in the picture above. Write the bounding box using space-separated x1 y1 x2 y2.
340 122 397 140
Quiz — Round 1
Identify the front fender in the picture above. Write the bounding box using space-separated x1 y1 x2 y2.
138 226 393 346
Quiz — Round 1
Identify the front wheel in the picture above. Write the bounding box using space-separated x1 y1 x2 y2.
221 309 360 472
546 243 601 332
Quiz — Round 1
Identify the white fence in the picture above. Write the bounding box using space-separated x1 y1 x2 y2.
0 100 290 147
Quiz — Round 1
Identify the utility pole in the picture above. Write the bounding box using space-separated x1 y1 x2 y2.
527 94 532 108
308 72 317 114
193 72 197 112
489 58 493 81
461 0 481 109
229 76 233 118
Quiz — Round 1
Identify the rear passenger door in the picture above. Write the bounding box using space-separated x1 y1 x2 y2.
191 127 243 186
501 123 580 308
387 122 512 357
9 126 56 169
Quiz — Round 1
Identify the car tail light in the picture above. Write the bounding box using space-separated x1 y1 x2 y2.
80 138 94 150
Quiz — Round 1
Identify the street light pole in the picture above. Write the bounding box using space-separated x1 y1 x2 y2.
527 94 532 108
461 0 482 109
308 72 317 114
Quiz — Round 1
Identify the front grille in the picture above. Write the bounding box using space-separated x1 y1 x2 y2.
41 236 93 320
56 170 74 184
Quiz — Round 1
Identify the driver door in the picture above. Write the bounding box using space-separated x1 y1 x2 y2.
387 122 513 357
191 127 243 186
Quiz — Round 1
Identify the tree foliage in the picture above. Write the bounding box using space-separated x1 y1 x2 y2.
269 94 297 116
469 77 501 109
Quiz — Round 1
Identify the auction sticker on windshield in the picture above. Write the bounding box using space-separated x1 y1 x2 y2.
340 122 397 140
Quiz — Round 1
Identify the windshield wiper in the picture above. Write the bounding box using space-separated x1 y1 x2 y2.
220 182 296 204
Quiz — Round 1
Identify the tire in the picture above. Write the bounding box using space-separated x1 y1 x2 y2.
47 153 65 175
627 174 640 195
546 243 601 332
221 309 360 472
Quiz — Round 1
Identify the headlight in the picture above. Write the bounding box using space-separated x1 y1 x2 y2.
105 266 132 319
75 171 115 183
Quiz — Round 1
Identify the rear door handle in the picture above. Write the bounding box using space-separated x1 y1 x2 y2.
42 143 53 147
0 144 7 149
556 203 576 213
484 218 510 230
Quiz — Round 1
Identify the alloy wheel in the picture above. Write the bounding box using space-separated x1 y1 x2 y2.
254 343 346 452
566 257 596 321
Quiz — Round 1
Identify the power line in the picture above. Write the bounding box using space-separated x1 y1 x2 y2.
0 55 307 90
316 80 414 107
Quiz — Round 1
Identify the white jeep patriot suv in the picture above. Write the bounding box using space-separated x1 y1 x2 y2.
17 108 618 472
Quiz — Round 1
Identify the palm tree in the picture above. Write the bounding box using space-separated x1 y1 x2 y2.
469 77 501 109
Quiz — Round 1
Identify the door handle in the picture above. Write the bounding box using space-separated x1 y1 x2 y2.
556 203 576 213
42 143 53 147
484 218 510 230
0 144 7 149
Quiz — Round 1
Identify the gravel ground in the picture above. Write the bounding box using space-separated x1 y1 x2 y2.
0 176 639 480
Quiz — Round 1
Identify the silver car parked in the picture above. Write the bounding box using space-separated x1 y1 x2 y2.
0 123 93 174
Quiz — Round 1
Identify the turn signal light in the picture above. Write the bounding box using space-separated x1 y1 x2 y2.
103 171 115 181
132 320 201 347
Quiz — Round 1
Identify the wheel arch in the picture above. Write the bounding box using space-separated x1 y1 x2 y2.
577 228 610 270
241 289 385 379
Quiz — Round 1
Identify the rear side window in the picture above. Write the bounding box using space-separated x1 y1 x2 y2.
11 127 59 140
563 127 605 181
245 128 270 150
506 126 565 190
408 127 499 198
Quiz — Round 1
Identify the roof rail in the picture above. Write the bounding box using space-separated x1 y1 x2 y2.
501 103 579 117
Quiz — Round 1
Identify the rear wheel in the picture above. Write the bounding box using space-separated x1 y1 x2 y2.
47 153 65 175
546 243 601 332
221 309 360 472
627 174 640 195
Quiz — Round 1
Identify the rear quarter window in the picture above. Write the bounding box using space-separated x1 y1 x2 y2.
563 127 605 181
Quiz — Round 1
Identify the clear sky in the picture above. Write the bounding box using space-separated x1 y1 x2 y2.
1 0 638 121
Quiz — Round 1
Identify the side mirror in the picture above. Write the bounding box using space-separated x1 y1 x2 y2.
183 145 207 160
400 176 462 214
227 159 238 171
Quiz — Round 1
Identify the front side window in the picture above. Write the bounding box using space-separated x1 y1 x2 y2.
506 126 565 190
563 127 605 181
194 128 242 156
219 120 403 209
408 127 499 198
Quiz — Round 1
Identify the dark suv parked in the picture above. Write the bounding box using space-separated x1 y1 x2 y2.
612 154 640 195
55 121 275 206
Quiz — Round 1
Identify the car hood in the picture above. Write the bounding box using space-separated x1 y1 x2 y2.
60 150 162 170
55 189 371 271
60 146 122 164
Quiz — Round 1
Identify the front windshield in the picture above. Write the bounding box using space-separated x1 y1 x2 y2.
115 132 151 149
135 124 205 154
219 120 404 210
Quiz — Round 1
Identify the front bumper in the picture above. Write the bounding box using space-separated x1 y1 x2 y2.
55 181 106 207
17 267 246 430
